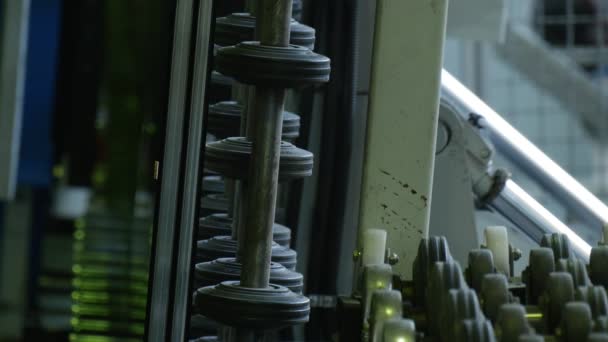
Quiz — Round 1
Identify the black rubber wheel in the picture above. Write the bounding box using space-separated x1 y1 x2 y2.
496 304 533 342
215 13 315 49
202 175 225 194
544 272 575 333
540 233 571 261
467 249 495 293
576 286 608 319
481 273 510 322
201 193 229 215
413 236 452 305
194 258 303 293
426 261 466 336
561 302 592 342
442 288 484 341
198 213 291 247
192 337 218 342
194 281 309 330
196 236 297 270
207 101 301 141
216 42 330 88
456 319 496 342
595 316 608 332
556 258 591 287
590 246 608 289
205 138 314 180
526 248 555 305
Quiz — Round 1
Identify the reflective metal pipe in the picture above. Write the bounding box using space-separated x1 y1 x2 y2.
490 179 591 260
442 70 608 235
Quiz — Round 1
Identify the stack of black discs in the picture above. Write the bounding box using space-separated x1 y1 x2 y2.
191 2 323 340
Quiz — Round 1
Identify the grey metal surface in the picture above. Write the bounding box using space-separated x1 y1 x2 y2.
429 102 481 266
441 70 608 241
170 1 213 341
0 0 30 200
241 0 292 289
146 0 195 340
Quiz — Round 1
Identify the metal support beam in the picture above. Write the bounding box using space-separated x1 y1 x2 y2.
146 0 213 340
357 0 448 279
442 69 608 243
0 0 31 199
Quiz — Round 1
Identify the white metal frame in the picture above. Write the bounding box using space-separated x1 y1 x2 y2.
357 0 449 279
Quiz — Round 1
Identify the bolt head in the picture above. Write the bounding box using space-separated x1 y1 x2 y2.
388 253 399 265
353 249 361 262
512 248 522 261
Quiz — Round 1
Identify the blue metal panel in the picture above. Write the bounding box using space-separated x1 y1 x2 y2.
17 0 62 187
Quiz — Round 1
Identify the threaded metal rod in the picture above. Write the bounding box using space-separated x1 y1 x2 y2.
241 0 292 288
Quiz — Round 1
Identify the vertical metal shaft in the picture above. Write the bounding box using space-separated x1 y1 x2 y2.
236 86 257 261
241 0 292 288
228 82 248 240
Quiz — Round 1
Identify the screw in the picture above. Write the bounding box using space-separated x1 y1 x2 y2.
353 249 361 262
480 148 491 159
388 252 399 265
512 248 522 261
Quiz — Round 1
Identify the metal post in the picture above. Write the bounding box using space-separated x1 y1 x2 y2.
241 0 292 289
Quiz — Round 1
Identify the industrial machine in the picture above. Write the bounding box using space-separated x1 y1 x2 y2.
171 0 608 341
3 0 608 341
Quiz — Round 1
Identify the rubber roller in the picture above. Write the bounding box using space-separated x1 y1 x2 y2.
484 226 510 277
